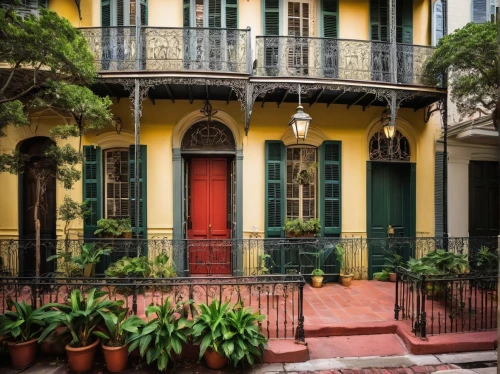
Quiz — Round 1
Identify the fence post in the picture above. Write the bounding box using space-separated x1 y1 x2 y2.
132 281 138 315
420 275 427 339
394 270 400 320
296 281 306 344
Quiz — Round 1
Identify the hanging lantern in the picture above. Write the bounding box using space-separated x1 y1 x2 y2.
288 85 312 141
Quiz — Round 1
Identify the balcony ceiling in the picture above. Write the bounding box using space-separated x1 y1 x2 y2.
93 82 443 111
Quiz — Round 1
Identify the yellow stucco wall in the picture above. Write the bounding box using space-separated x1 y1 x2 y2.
339 0 370 40
48 0 93 27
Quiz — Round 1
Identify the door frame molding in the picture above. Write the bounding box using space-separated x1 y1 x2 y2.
366 161 416 278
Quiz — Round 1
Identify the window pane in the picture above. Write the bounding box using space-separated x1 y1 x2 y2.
286 147 317 221
105 149 130 219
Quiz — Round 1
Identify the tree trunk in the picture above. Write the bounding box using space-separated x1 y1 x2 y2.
34 174 41 278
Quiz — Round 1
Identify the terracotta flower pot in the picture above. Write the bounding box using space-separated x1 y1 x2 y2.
65 338 100 374
102 344 128 373
311 276 323 288
204 348 228 370
7 338 38 369
389 273 397 282
83 263 96 278
340 274 354 287
121 232 133 239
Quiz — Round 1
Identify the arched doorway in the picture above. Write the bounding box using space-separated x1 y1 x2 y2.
366 129 416 278
181 120 236 275
18 137 57 276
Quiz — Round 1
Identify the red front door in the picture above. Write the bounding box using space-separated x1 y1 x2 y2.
188 158 231 274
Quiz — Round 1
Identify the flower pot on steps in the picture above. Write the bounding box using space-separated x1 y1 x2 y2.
65 338 100 374
340 274 354 287
102 344 128 373
204 348 227 369
7 338 38 369
311 276 324 288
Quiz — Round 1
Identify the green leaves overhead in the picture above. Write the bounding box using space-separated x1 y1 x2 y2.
0 299 48 343
423 21 499 118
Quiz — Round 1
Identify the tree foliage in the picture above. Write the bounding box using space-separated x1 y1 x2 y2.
423 21 499 119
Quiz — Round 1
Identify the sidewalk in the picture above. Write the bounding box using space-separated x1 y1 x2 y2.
2 351 496 374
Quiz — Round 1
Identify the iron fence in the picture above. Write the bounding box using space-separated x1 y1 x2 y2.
254 36 436 86
0 237 496 278
79 26 251 74
0 275 305 341
394 268 497 337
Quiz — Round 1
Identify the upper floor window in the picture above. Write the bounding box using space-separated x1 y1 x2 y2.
183 0 238 28
286 147 317 221
370 0 413 44
472 0 497 23
0 0 47 18
101 0 147 27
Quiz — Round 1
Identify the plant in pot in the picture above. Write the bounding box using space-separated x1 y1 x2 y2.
94 218 121 238
126 298 192 371
223 305 267 367
0 300 47 369
39 288 121 374
335 243 354 287
311 268 325 288
105 256 149 295
283 218 321 238
295 162 317 186
384 251 403 282
191 300 233 369
118 218 133 239
92 307 145 373
72 243 112 277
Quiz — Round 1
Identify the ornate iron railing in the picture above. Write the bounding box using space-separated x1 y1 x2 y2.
0 275 305 340
395 268 497 336
254 36 435 86
0 237 496 279
79 27 251 74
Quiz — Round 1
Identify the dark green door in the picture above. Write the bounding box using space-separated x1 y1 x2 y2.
367 162 415 277
469 161 499 237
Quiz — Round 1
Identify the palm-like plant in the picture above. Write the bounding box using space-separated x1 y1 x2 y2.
191 300 232 359
93 306 145 347
39 288 121 347
126 298 192 371
223 306 267 367
0 300 47 343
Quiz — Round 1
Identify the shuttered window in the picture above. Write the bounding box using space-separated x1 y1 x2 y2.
225 0 238 28
0 0 47 17
101 0 147 26
265 141 286 238
472 0 488 23
183 0 191 27
370 0 412 43
83 145 147 238
286 148 317 221
434 152 444 238
264 0 280 35
322 0 338 38
320 141 341 236
184 0 238 28
432 0 444 46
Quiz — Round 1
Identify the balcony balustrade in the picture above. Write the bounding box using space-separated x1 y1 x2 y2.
255 36 437 87
79 26 251 74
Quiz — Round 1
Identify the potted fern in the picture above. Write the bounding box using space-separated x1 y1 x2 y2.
283 218 321 238
118 218 133 239
93 307 145 373
335 243 354 287
94 218 121 238
0 300 47 369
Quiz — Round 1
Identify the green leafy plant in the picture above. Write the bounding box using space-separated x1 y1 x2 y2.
373 269 391 281
126 298 192 371
283 218 321 236
335 243 351 276
58 197 91 241
223 306 267 367
0 300 47 343
39 288 121 348
94 218 122 237
406 250 470 275
191 300 232 360
47 243 111 277
118 218 132 234
295 162 317 185
92 306 145 347
311 268 325 277
105 256 149 278
384 251 403 273
148 253 176 278
473 247 498 274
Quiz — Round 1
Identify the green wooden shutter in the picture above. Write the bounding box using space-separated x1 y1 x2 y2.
432 0 444 46
434 152 444 238
140 0 148 25
101 0 111 26
129 145 147 238
397 0 412 44
225 0 238 28
320 141 341 236
208 0 222 27
183 0 191 27
263 0 280 36
370 0 388 42
83 146 102 238
322 0 338 38
265 141 285 238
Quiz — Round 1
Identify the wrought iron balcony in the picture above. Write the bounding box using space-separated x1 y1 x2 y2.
80 27 251 74
255 36 436 87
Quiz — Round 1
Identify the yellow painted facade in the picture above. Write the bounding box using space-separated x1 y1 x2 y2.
0 0 443 278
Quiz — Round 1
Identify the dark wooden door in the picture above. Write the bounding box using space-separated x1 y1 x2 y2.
368 162 414 277
188 158 231 274
20 137 57 276
469 161 499 237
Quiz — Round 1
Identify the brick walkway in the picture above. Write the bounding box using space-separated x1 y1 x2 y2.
318 365 462 374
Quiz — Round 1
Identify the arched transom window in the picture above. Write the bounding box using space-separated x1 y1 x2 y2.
369 129 410 161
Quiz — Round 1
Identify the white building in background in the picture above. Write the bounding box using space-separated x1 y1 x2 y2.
435 0 499 238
